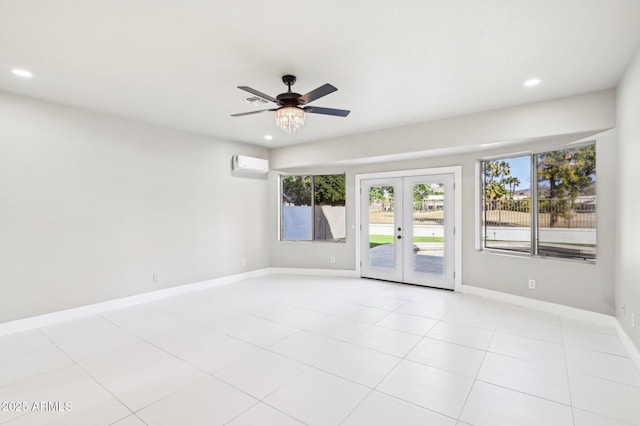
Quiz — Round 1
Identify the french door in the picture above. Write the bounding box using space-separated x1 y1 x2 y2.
360 174 455 289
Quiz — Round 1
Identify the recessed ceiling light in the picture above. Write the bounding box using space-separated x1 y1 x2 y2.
11 69 34 78
264 135 273 140
524 78 541 87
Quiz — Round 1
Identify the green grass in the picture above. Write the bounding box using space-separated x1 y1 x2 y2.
369 234 443 248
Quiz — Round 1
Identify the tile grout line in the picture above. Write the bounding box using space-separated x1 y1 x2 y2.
561 320 579 426
91 313 280 420
340 297 464 424
471 378 577 413
205 285 640 424
3 275 634 425
456 298 505 423
34 326 142 424
0 341 76 392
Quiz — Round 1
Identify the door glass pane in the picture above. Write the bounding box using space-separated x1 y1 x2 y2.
412 183 444 276
368 185 395 269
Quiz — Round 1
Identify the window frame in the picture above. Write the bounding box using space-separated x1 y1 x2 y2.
279 173 347 243
478 141 596 263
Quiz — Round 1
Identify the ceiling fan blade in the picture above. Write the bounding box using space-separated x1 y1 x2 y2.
298 84 337 104
303 106 350 117
237 86 280 104
230 109 275 117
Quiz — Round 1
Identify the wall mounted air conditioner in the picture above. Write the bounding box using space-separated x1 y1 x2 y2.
232 155 269 174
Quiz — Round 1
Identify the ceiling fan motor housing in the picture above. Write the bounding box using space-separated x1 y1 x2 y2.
276 93 302 106
278 75 302 106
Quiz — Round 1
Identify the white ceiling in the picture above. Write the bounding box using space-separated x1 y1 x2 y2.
1 0 639 148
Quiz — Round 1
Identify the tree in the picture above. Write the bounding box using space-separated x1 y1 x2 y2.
483 160 511 203
282 176 311 206
537 145 595 226
503 176 521 198
282 175 346 206
314 175 346 206
413 184 433 202
369 186 394 209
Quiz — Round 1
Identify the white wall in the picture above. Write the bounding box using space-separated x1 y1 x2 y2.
0 92 270 323
0 86 622 323
270 91 616 314
271 90 615 169
616 47 640 349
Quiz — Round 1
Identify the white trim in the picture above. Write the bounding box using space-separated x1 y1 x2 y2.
0 268 270 337
475 160 482 251
355 177 362 276
354 166 462 291
453 168 462 292
267 267 359 277
354 166 461 180
460 284 616 326
615 321 640 372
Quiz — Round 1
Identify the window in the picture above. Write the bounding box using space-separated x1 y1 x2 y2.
281 174 346 242
482 155 532 254
481 143 596 260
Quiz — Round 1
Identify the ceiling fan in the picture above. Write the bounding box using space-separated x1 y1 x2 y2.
231 75 350 133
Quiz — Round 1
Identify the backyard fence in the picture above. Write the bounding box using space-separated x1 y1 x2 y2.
483 197 595 228
369 204 445 225
369 198 595 229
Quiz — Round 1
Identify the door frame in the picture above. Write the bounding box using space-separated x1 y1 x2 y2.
355 166 462 292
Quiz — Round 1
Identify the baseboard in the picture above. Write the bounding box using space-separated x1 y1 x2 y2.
614 321 640 371
459 284 616 327
267 267 359 278
0 268 270 337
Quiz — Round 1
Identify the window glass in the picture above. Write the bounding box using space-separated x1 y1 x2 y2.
536 145 596 260
281 176 312 240
482 156 531 253
313 175 346 241
281 174 346 242
481 143 596 261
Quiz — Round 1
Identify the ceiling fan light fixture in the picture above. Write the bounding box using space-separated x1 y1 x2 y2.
275 106 305 133
232 75 349 131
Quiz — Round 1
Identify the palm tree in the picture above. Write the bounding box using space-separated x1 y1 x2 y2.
483 161 511 203
503 176 521 198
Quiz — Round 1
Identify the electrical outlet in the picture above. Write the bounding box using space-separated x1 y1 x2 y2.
528 279 536 290
152 274 159 283
632 313 636 328
241 258 246 267
330 256 336 264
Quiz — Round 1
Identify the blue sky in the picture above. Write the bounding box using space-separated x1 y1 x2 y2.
500 150 596 191
505 155 531 190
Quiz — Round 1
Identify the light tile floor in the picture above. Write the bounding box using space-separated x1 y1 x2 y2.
1 274 639 425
